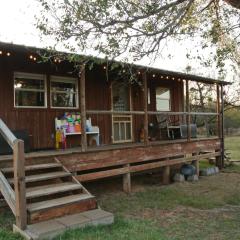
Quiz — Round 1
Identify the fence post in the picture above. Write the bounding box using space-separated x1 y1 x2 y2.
13 139 27 230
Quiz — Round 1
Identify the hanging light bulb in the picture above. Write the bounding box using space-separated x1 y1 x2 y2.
6 52 11 56
152 74 156 78
0 51 2 55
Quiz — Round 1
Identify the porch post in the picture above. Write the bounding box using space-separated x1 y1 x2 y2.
216 84 221 138
185 80 191 141
220 84 225 168
123 164 131 193
143 72 149 146
79 64 87 152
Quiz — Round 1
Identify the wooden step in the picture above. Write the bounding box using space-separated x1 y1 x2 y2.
28 194 94 212
26 182 82 199
1 163 62 173
8 171 71 184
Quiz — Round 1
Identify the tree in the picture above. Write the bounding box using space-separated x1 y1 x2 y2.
36 0 240 72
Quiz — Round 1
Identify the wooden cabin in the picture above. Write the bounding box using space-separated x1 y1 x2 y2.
0 42 229 238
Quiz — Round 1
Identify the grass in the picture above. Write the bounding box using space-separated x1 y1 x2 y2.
2 166 240 240
225 136 240 161
1 137 240 239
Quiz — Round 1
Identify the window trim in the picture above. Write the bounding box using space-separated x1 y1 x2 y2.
156 87 171 111
50 75 79 109
14 72 47 109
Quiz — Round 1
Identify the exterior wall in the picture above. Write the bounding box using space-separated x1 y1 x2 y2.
0 46 184 150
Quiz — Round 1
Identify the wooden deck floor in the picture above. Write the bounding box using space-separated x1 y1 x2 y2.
0 137 218 161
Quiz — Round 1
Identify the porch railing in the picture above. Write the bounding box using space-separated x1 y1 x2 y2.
0 119 26 230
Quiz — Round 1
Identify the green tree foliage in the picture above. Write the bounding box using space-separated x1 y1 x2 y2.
36 0 240 71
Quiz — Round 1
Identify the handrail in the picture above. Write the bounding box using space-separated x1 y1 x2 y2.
0 119 17 148
0 119 27 230
86 110 219 116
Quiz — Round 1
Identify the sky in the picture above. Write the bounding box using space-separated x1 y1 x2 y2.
0 0 234 82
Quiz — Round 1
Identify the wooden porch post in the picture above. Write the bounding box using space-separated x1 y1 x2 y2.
162 165 170 185
185 80 191 141
13 139 27 230
79 65 87 152
143 72 149 146
123 164 131 193
220 84 225 168
216 84 221 138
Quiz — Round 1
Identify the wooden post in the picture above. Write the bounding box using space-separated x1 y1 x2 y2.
192 153 199 176
220 84 225 168
143 72 149 146
162 165 170 185
80 65 87 152
185 80 191 141
13 140 27 230
216 84 221 138
123 164 131 193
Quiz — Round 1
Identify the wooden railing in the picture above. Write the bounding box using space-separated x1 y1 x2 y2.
0 119 27 230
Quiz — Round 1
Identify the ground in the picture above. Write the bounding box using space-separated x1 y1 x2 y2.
1 136 240 240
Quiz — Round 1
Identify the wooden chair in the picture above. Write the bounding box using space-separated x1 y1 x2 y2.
156 115 181 140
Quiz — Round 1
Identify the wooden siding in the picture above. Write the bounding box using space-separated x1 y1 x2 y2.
0 48 184 150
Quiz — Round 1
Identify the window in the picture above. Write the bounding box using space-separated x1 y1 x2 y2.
14 72 46 108
50 76 78 108
156 87 171 111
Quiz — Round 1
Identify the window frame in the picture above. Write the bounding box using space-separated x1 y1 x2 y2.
156 87 171 111
14 72 47 109
50 75 79 109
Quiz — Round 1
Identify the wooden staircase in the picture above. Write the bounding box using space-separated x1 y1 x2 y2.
1 157 97 224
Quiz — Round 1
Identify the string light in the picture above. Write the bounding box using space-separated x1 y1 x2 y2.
6 52 11 56
103 66 107 70
137 71 141 75
152 74 156 78
33 57 37 61
0 51 2 55
166 76 169 79
160 76 164 79
178 78 181 82
29 55 33 59
172 77 175 80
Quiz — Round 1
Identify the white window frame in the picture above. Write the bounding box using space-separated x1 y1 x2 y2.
14 72 47 108
156 87 171 111
50 75 79 109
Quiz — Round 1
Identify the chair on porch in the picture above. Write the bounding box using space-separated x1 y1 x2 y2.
156 115 181 140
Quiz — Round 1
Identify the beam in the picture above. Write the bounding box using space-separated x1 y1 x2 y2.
143 72 149 146
123 164 131 193
220 84 225 168
80 65 87 152
185 80 191 141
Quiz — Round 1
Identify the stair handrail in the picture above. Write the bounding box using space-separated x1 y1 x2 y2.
0 119 27 230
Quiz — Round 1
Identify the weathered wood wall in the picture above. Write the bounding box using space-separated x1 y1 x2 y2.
56 138 221 182
0 44 184 150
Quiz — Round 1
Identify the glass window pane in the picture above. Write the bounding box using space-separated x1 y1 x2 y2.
51 81 76 92
14 78 45 90
156 87 170 111
156 88 170 98
114 123 120 141
126 123 131 140
156 99 170 111
120 122 126 140
51 92 76 108
15 90 45 107
112 82 130 111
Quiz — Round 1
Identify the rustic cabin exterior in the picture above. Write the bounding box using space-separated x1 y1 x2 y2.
0 42 229 238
